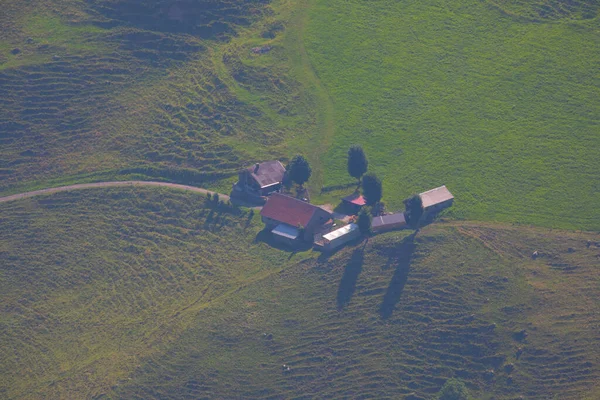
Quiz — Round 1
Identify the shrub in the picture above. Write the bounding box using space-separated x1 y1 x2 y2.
357 208 372 235
361 173 382 205
437 378 470 400
287 155 312 187
403 194 423 229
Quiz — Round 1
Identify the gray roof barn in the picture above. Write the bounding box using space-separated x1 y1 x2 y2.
372 213 407 232
246 160 285 189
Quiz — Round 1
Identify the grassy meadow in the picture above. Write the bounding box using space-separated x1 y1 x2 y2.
0 187 290 398
1 0 598 230
1 187 599 399
304 0 600 230
0 0 320 196
1 1 600 399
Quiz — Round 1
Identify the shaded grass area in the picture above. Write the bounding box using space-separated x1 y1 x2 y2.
1 188 599 398
304 0 600 230
0 0 318 196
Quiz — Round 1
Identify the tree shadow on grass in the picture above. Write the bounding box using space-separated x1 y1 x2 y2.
379 233 416 319
337 245 366 310
333 201 348 215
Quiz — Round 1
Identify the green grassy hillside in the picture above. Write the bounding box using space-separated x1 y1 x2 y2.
2 0 597 230
304 0 600 230
1 188 599 399
0 0 319 195
0 187 289 398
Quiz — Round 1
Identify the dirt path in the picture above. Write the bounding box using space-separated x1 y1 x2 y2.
0 181 230 204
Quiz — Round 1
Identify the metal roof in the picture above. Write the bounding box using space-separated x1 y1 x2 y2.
323 223 359 241
272 223 300 240
419 185 454 209
372 213 406 228
247 161 285 189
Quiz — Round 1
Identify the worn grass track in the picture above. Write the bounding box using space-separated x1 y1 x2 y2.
0 181 230 204
1 188 599 399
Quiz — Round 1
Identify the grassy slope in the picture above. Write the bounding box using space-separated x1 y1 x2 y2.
1 0 598 231
0 0 320 195
1 188 599 399
304 0 600 230
0 187 291 398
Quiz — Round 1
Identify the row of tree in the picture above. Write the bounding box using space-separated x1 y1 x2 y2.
284 144 423 232
347 145 424 232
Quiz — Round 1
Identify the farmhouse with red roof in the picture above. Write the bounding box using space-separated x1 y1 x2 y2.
260 193 332 245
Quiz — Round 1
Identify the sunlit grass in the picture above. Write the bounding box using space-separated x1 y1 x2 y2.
304 0 600 230
1 189 598 398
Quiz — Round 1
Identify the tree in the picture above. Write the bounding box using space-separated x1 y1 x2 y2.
287 155 312 187
357 208 372 235
403 194 423 229
347 145 368 182
437 378 470 400
361 173 382 205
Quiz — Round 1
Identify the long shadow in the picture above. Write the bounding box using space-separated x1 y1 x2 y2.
379 233 416 319
336 247 365 310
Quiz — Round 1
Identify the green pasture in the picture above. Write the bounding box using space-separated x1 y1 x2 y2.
1 0 597 230
1 188 598 398
303 0 600 230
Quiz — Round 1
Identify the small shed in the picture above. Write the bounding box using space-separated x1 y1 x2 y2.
271 223 300 247
342 192 367 214
419 185 454 213
372 213 407 233
322 223 360 251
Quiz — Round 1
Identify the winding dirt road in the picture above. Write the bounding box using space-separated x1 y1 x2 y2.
0 181 230 204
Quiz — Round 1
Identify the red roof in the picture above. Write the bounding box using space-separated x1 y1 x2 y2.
342 193 367 206
261 193 327 227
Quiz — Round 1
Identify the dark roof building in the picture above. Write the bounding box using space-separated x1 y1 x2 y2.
419 185 454 212
261 193 332 242
261 193 329 228
372 212 407 232
236 160 286 197
247 161 285 189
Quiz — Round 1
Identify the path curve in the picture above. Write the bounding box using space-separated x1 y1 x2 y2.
0 181 230 204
